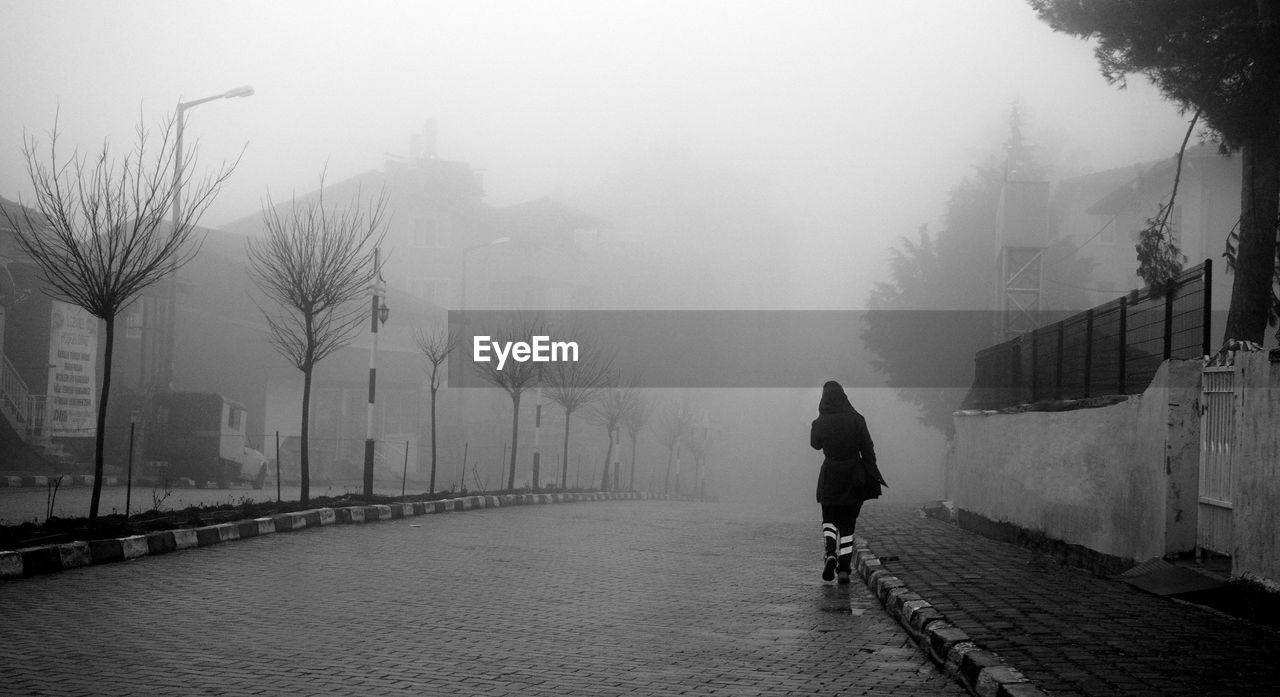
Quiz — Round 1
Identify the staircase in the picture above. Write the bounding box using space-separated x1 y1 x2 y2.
0 352 44 440
0 351 75 469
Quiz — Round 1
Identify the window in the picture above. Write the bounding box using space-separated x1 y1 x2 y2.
124 299 145 339
227 405 242 430
410 216 452 248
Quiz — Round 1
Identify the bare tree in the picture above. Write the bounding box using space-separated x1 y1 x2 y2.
0 111 238 524
544 339 613 489
657 398 695 495
588 379 637 492
471 315 543 490
621 390 652 492
414 323 459 494
684 410 715 498
246 177 387 504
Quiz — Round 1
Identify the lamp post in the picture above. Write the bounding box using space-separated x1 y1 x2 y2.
159 84 254 391
364 248 390 496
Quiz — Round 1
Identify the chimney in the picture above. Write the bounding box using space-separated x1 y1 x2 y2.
411 119 438 160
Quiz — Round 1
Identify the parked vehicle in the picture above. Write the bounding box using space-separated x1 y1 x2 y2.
144 392 259 488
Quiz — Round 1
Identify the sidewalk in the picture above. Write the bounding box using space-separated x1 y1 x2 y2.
856 502 1280 696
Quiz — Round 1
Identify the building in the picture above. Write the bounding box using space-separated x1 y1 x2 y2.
1050 145 1241 331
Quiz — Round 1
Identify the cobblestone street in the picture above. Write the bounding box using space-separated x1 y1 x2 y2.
0 500 962 696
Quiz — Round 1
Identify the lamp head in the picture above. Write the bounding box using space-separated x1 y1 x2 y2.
223 85 255 99
378 303 390 325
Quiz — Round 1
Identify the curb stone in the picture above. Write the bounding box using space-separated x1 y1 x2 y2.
853 537 1049 697
0 491 655 581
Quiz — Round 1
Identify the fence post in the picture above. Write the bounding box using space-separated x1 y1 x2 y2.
1163 283 1175 361
401 440 409 497
1084 309 1094 398
1202 258 1213 357
1118 296 1128 394
1055 321 1065 400
1029 329 1039 402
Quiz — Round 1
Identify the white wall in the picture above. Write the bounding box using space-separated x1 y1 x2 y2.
1232 352 1280 586
948 360 1201 562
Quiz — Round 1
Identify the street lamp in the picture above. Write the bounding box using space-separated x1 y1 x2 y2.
159 84 254 391
364 247 389 496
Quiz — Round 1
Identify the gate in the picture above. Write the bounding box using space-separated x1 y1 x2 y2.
1198 366 1235 556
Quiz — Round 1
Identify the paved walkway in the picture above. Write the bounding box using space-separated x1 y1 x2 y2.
0 500 963 696
856 503 1280 696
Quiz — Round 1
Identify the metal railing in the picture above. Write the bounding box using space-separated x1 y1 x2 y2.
0 352 42 438
964 260 1212 410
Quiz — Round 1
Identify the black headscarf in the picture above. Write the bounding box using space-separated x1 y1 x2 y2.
818 380 856 415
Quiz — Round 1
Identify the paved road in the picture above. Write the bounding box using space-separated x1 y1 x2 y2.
0 500 963 696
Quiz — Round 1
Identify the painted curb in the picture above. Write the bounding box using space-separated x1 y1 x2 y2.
2 491 656 580
853 538 1049 697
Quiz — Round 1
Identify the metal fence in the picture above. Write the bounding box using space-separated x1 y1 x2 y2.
964 260 1212 410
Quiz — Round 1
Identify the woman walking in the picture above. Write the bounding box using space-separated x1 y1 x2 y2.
810 380 887 584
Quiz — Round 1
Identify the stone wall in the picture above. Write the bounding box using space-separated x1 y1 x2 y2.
948 360 1202 564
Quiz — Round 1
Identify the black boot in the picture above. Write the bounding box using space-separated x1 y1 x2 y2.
822 523 838 581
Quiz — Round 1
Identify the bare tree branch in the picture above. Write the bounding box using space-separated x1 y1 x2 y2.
621 389 652 492
588 376 639 491
542 331 614 489
0 108 239 524
415 322 460 494
470 314 545 490
415 324 460 392
245 173 388 502
657 397 696 495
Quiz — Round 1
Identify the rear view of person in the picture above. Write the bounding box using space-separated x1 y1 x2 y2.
809 380 887 584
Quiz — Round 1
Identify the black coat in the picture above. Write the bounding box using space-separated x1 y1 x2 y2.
810 381 886 505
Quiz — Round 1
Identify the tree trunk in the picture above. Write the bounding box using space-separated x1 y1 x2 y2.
561 408 573 489
673 446 681 496
601 429 614 491
300 365 313 504
629 435 638 491
506 392 521 491
429 384 438 494
664 445 674 494
1223 125 1280 345
613 435 622 491
88 316 115 525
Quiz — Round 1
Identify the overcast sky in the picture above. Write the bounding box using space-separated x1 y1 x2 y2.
2 0 1192 306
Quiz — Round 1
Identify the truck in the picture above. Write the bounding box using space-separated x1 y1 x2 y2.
144 392 262 488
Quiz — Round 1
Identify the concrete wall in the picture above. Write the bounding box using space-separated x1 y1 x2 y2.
1232 352 1280 586
948 360 1201 563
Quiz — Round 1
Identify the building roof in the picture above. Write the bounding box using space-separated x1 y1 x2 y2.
1084 145 1232 216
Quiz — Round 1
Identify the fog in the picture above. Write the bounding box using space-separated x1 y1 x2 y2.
2 1 1194 505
